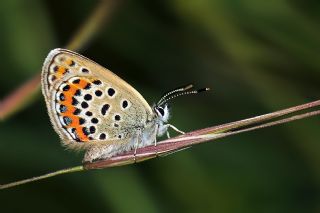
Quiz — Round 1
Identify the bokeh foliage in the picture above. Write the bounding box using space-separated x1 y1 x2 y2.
1 0 319 212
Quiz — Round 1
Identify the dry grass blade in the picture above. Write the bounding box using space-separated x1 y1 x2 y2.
0 0 120 121
0 166 84 190
84 100 320 169
1 99 319 189
0 74 41 120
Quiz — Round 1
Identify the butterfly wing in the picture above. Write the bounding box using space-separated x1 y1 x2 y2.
41 48 154 150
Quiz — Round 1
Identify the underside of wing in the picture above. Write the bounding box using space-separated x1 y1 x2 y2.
41 48 153 148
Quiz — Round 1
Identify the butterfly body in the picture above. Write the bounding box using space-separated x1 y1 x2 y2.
42 48 180 162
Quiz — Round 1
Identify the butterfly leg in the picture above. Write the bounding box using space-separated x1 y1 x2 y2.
166 131 171 139
154 124 159 146
133 129 142 163
167 124 185 135
154 124 159 157
157 124 184 139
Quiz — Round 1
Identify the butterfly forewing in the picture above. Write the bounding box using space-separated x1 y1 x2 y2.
41 48 153 148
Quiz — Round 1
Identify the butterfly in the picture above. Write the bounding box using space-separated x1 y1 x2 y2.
41 48 209 162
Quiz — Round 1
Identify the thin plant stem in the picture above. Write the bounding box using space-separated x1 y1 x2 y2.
0 0 119 120
66 0 119 51
0 166 84 190
210 110 320 141
1 99 319 189
0 75 41 120
84 102 320 170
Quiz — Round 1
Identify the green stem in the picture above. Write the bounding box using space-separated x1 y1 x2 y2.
0 165 84 190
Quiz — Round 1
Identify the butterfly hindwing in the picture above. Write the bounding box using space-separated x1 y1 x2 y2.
41 48 153 149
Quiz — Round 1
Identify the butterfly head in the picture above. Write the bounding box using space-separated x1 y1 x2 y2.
153 84 210 123
154 103 171 123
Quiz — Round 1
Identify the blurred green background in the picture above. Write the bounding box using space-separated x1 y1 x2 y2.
1 0 320 212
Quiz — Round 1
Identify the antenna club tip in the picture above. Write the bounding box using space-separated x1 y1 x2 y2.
197 87 211 93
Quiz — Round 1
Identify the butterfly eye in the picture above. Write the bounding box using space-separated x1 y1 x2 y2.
156 107 165 117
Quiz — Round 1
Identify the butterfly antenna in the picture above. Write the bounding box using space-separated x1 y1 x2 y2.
158 87 210 106
157 84 194 106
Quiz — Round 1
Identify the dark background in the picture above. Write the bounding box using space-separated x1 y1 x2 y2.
1 0 320 212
